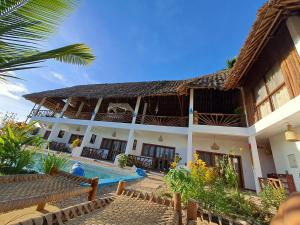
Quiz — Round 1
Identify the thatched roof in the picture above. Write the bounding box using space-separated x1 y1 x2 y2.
225 0 300 89
24 70 228 104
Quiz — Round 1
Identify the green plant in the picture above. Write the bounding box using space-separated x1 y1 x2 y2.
117 153 128 168
219 154 238 189
41 151 69 174
260 184 286 210
71 138 81 148
0 121 44 174
0 0 95 81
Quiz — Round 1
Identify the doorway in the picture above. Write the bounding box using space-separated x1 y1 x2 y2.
141 143 175 171
196 150 244 188
100 138 127 162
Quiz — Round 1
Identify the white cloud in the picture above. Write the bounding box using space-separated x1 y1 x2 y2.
0 82 28 100
51 72 66 81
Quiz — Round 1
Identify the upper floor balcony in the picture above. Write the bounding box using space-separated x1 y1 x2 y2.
28 88 247 128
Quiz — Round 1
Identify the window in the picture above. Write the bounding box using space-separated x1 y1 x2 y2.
253 64 290 120
57 130 65 138
90 134 97 144
43 130 51 140
142 144 175 161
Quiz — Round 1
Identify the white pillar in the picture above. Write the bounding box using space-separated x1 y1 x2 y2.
248 136 263 193
47 123 61 142
76 125 92 156
125 96 141 155
286 16 300 56
75 102 85 118
59 98 72 118
188 89 194 127
91 98 103 121
34 97 47 116
187 132 193 167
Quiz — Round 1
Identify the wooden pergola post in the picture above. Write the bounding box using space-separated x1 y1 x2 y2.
88 177 99 201
116 181 126 195
186 199 198 224
173 192 182 225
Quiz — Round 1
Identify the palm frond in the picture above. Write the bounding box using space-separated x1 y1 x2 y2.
0 43 95 72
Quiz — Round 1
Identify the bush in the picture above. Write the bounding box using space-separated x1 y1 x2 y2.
71 138 81 149
117 153 128 168
260 184 286 210
41 151 69 174
0 120 44 174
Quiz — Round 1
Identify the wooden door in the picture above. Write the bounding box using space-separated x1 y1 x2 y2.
196 150 244 188
100 138 127 162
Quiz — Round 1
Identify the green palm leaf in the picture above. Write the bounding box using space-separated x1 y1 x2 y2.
0 0 95 81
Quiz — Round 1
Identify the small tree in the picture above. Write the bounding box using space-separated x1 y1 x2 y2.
0 120 44 174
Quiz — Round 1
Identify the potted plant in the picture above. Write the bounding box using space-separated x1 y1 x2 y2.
117 153 128 168
70 138 82 157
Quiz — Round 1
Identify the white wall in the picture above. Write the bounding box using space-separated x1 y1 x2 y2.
84 127 129 149
50 124 87 145
192 136 256 190
257 143 276 178
131 131 188 165
269 126 300 191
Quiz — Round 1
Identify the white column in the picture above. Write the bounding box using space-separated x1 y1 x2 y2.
75 102 85 118
188 89 194 127
248 136 263 193
76 125 92 156
187 132 193 167
91 98 103 121
286 16 300 56
34 97 47 116
59 97 72 118
125 96 141 155
47 123 61 142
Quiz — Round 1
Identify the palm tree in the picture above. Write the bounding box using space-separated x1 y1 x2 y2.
0 0 95 80
226 57 236 69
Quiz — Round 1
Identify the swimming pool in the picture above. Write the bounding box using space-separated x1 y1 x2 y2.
33 153 142 186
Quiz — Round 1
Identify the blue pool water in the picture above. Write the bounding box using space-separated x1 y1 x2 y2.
33 153 142 186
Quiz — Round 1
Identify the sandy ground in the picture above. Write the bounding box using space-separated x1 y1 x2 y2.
0 172 167 225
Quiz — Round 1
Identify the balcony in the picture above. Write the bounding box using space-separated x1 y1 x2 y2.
30 109 57 118
95 113 133 123
136 114 188 127
193 112 246 127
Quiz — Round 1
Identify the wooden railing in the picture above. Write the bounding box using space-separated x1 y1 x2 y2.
127 155 153 170
193 112 244 127
30 109 56 118
95 113 133 123
136 115 188 127
81 147 110 161
259 173 296 194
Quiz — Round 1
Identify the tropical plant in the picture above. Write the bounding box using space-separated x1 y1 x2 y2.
41 151 69 174
0 0 95 80
117 153 128 168
226 57 237 69
260 184 286 210
0 120 44 174
170 153 182 168
71 138 81 148
219 154 238 189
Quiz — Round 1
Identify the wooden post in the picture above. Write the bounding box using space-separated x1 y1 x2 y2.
36 202 46 211
88 177 99 201
116 181 126 195
173 193 182 225
186 199 198 224
141 102 148 124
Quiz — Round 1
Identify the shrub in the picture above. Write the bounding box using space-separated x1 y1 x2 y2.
260 184 286 210
41 151 69 174
117 153 128 168
170 154 182 168
0 120 44 174
219 154 238 189
71 138 81 148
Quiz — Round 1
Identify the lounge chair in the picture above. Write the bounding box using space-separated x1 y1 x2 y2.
0 168 98 213
10 181 185 225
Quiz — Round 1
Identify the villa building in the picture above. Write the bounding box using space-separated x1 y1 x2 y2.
24 0 300 193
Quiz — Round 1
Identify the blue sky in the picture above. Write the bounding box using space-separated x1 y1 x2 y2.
0 0 265 120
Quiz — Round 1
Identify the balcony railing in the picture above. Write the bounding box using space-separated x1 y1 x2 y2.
94 113 133 123
30 109 56 118
193 112 245 127
136 114 188 127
